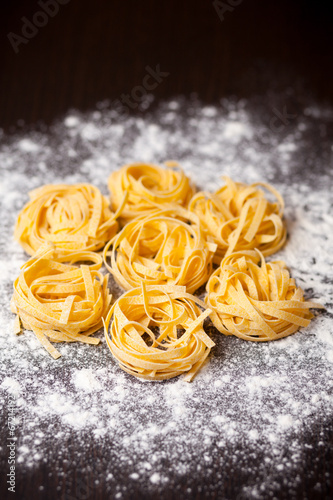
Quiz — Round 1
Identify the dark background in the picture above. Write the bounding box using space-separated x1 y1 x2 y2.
1 1 333 500
1 0 333 132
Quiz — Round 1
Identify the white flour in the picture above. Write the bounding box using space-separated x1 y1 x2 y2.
0 97 332 499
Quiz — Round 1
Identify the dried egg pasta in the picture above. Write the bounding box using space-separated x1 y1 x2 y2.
108 162 195 224
103 283 215 381
189 177 286 263
11 245 111 358
103 212 216 293
205 250 324 341
15 183 124 256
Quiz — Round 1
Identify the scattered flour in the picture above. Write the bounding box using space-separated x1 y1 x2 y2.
1 377 21 396
17 139 40 153
64 116 80 128
72 369 101 392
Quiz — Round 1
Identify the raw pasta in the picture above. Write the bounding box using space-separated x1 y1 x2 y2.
103 283 215 381
103 211 217 293
15 183 124 256
188 176 286 263
205 249 324 341
11 164 324 371
108 162 195 224
11 244 111 359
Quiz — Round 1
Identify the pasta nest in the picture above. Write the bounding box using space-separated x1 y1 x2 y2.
188 176 286 263
103 283 215 381
108 162 195 224
103 211 217 293
11 244 112 359
15 183 121 256
205 250 323 341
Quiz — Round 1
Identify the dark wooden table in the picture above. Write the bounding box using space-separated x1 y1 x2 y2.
1 1 333 499
1 0 333 132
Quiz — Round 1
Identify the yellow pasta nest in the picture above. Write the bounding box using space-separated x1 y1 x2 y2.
11 245 112 359
205 250 323 341
103 211 217 293
108 162 195 223
103 283 215 381
15 183 123 256
188 176 286 263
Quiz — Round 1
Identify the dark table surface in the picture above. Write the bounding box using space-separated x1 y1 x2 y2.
1 1 333 500
1 0 333 132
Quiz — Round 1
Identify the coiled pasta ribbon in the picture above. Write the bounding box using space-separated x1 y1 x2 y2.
103 211 217 293
188 177 286 263
108 162 195 224
11 244 112 359
205 250 324 341
15 183 125 256
103 283 215 381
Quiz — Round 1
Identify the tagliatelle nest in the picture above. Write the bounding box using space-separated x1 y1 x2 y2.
103 210 217 294
103 283 215 381
108 162 195 224
11 245 112 359
15 183 124 256
205 250 323 341
188 176 286 263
